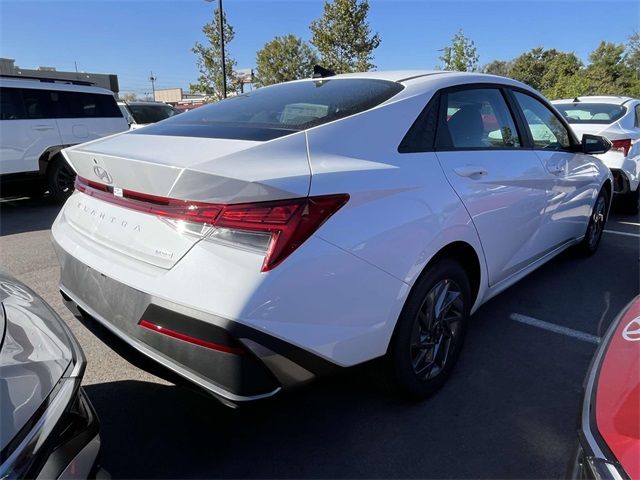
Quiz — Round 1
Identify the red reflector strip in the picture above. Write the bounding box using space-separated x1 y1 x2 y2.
75 176 349 271
75 176 223 224
138 319 245 355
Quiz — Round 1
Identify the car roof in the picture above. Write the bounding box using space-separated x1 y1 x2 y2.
123 101 173 107
290 70 536 92
0 77 115 95
551 96 637 105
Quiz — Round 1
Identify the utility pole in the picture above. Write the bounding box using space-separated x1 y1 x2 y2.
149 71 157 101
205 0 227 98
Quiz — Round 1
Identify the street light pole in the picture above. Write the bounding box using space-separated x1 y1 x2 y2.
218 0 227 98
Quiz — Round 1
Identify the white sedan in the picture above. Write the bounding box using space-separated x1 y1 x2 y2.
52 71 612 405
553 96 640 213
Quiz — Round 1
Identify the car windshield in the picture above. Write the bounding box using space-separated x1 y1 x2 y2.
554 103 627 124
132 79 404 140
127 104 180 124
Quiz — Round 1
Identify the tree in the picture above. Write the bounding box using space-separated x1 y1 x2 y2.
482 60 512 77
439 30 479 72
310 0 381 73
191 7 238 101
119 92 138 102
254 35 319 87
585 41 636 95
626 32 640 96
508 48 582 96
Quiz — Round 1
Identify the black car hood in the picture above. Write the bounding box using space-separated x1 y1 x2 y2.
0 276 73 454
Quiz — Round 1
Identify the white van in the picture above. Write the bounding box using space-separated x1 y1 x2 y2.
0 77 128 201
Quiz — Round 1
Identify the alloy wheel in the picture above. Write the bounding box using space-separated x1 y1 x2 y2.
587 195 606 249
410 278 465 380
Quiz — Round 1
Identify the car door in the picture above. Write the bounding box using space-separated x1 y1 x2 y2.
434 86 560 286
0 87 62 175
511 90 600 245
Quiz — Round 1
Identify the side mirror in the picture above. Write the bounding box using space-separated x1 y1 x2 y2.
582 134 611 155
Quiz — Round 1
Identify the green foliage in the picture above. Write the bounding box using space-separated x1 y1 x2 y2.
482 60 512 77
191 8 238 101
585 41 637 96
310 0 381 73
254 35 319 87
627 32 640 76
439 30 479 72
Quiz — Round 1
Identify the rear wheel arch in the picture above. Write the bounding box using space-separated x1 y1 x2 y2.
38 146 73 176
423 241 482 309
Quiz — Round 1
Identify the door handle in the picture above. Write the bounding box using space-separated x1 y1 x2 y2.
33 125 55 131
453 166 488 178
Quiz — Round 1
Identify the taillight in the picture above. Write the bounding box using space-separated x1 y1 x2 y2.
74 176 348 271
611 138 631 157
216 195 349 271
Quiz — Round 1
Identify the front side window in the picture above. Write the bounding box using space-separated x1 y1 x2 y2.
513 92 571 150
20 88 55 119
436 88 521 149
55 92 122 118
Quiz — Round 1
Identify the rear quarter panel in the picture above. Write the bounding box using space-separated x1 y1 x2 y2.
306 92 488 307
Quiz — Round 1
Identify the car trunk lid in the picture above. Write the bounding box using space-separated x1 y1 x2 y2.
60 131 311 269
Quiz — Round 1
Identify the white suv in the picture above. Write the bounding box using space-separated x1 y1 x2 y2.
0 77 128 201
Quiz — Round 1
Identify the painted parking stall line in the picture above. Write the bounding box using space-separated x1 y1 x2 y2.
510 313 600 344
604 230 640 238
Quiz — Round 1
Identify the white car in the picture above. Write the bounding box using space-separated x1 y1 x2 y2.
0 77 128 200
52 71 612 405
553 96 640 213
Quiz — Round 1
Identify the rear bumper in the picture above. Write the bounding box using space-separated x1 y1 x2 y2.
55 244 337 405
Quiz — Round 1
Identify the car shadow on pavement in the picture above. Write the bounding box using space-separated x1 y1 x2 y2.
0 196 63 236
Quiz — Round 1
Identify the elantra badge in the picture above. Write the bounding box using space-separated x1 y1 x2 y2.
622 316 640 342
93 166 113 185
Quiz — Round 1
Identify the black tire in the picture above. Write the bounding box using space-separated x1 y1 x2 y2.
46 156 76 203
389 258 471 399
577 188 609 256
623 187 639 216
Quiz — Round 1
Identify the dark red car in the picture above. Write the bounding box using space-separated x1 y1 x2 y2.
570 296 640 479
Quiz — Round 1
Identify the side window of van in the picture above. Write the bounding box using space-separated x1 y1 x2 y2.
55 92 122 118
21 88 56 119
0 88 26 120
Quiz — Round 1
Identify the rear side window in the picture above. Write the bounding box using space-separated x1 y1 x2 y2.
635 104 640 128
436 88 521 149
554 103 627 124
514 92 571 150
133 79 404 141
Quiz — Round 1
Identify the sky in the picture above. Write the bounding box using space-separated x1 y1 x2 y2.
0 0 638 96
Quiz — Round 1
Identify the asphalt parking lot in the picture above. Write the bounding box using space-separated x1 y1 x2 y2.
1 196 638 479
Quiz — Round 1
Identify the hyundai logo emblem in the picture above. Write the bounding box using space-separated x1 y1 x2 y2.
622 315 640 342
93 166 113 184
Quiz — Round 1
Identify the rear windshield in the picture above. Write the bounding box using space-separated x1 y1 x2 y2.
554 103 627 124
132 79 403 141
128 104 180 124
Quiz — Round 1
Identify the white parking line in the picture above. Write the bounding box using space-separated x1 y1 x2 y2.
617 221 640 227
510 313 600 344
604 230 640 238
